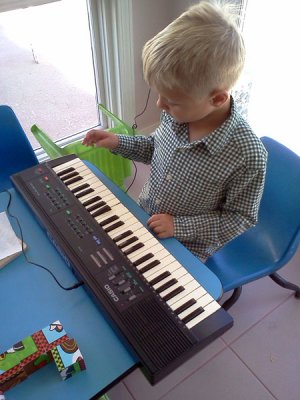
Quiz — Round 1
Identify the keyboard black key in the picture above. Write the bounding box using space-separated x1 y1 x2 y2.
139 259 161 273
162 285 185 302
149 271 171 286
99 215 119 227
64 175 83 185
56 167 75 176
134 253 155 267
156 278 178 294
113 230 133 242
91 205 111 217
181 307 204 324
82 196 102 207
86 201 106 212
71 183 90 193
76 188 94 198
105 220 124 233
123 242 144 256
60 171 79 181
174 298 197 315
118 236 138 249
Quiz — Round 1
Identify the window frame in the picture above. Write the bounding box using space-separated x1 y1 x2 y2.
87 0 135 128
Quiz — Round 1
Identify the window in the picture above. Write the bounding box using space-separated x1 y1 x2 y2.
242 0 300 155
0 0 135 153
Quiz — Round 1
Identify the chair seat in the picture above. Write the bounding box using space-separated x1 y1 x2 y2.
206 224 300 292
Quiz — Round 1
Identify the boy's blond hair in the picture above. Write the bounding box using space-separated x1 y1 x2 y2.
142 0 245 97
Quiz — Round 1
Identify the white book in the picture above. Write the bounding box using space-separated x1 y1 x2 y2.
0 211 26 268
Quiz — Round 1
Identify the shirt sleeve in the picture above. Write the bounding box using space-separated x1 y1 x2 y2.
173 166 267 251
111 134 155 164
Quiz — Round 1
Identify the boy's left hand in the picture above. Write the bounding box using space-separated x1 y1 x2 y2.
147 214 174 238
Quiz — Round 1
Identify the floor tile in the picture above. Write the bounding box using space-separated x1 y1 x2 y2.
161 348 276 400
220 248 300 344
275 246 300 286
231 296 300 400
107 381 134 400
123 339 226 400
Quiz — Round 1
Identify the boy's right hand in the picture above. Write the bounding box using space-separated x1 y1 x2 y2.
82 129 119 150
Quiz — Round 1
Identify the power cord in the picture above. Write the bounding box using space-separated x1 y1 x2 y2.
4 189 84 291
132 87 151 130
125 87 151 194
124 160 137 194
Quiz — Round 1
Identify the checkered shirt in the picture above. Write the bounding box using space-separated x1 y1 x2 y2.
113 97 267 260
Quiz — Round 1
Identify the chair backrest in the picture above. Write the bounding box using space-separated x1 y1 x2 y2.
206 136 300 292
0 105 38 191
222 136 300 270
257 137 300 264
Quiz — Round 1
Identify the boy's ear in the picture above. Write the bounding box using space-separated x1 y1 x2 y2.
210 90 229 107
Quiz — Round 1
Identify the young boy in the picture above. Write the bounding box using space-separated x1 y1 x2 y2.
82 0 267 262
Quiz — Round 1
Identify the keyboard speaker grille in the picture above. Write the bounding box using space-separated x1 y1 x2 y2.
122 297 196 370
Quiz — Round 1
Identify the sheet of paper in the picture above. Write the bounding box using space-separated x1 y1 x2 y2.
0 211 22 260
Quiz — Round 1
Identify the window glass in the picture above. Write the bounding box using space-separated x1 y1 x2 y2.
0 0 98 149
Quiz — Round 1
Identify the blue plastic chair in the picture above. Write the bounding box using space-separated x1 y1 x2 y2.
206 136 300 309
0 105 38 192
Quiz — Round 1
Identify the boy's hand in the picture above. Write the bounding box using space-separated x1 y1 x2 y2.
147 214 174 238
82 129 119 150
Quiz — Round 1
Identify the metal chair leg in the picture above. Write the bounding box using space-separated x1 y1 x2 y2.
269 272 300 298
222 287 242 310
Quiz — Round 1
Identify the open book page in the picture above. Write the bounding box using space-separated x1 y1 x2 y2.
0 211 26 268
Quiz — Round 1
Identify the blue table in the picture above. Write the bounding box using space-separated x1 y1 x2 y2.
0 163 223 399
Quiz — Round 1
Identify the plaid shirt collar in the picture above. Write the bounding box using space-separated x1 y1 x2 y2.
163 96 239 154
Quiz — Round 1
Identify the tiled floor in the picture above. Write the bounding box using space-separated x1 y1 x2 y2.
106 162 300 400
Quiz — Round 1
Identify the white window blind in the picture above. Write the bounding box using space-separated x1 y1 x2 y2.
0 0 60 13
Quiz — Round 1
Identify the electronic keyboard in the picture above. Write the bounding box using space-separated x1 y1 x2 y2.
11 154 233 384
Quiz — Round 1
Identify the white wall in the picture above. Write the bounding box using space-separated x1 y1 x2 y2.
131 0 173 131
131 0 198 132
131 0 207 132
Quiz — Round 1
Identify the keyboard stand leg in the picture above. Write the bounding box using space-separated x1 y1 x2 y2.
270 272 300 298
221 287 242 310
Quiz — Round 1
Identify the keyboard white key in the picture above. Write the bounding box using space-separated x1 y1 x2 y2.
94 203 129 223
166 280 200 306
185 301 221 329
143 259 180 279
117 229 153 251
53 158 83 172
135 254 175 272
66 173 96 190
122 238 160 260
151 267 189 290
128 243 165 263
157 273 194 295
170 286 207 311
109 221 144 240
